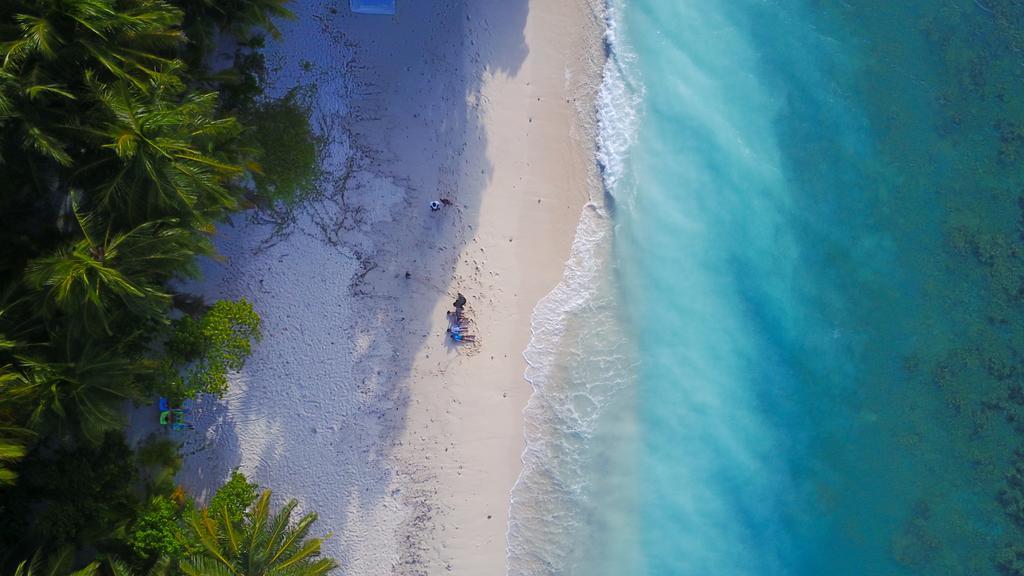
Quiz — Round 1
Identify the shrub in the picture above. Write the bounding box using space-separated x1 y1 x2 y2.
245 88 322 206
129 496 192 559
0 432 138 550
168 299 261 397
208 470 258 524
135 437 183 496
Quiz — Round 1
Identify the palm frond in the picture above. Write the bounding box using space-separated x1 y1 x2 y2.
13 14 63 60
187 489 339 576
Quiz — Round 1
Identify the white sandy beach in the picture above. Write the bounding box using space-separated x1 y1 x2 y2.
167 1 602 574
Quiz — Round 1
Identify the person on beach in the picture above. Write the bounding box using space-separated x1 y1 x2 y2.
447 309 461 325
446 297 476 343
449 330 475 343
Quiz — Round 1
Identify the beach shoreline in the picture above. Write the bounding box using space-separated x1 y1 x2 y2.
158 1 604 574
391 1 605 573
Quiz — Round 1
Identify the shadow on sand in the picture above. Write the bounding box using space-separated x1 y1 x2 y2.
172 0 530 568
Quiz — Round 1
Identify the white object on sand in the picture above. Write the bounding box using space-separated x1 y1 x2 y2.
430 200 442 211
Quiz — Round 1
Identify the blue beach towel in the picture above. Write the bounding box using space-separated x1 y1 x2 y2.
350 0 395 14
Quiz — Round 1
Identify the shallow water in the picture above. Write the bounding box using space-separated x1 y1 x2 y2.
510 1 1024 575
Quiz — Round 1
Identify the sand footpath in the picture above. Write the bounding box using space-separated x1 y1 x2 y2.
166 1 602 574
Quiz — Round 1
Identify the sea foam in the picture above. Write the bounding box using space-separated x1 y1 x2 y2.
515 0 1024 573
594 1 642 197
510 0 796 572
506 2 641 574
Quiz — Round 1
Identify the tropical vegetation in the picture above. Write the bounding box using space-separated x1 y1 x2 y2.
185 489 338 576
0 0 331 572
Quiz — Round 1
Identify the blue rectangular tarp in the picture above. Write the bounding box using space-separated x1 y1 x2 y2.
350 0 395 14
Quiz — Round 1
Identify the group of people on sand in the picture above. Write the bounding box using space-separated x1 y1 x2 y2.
446 293 476 343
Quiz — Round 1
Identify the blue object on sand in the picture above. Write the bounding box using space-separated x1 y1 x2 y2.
350 0 395 15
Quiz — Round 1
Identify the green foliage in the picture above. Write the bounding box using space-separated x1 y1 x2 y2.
0 438 26 485
135 436 183 496
206 470 258 524
0 0 188 168
0 432 138 551
168 299 261 397
176 0 293 60
129 496 191 560
0 0 327 569
25 212 210 336
79 80 246 224
2 341 150 444
218 39 267 113
0 426 33 486
245 88 321 205
104 556 169 576
135 437 183 470
185 490 338 576
12 548 99 576
0 0 258 446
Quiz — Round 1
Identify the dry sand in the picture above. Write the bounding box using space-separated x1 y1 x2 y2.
169 1 603 574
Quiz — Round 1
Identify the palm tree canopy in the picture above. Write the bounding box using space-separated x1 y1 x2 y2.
12 547 98 576
184 490 338 576
4 346 148 443
78 78 244 221
1 0 249 230
0 425 33 486
104 556 171 576
24 208 209 334
0 0 187 168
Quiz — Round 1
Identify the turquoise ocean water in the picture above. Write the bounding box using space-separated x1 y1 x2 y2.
509 1 1024 575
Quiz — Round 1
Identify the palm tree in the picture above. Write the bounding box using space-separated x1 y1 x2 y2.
0 437 26 485
0 0 188 168
0 299 155 444
0 330 152 443
12 547 98 576
105 556 170 576
1 0 257 233
183 490 338 576
0 327 34 485
0 425 32 486
0 296 145 443
77 79 244 222
4 345 148 443
24 207 209 335
176 0 293 58
0 0 185 83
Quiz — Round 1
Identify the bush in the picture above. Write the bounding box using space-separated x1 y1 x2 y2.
0 432 138 551
129 496 192 559
218 37 268 113
168 299 261 397
135 437 183 497
245 88 322 206
208 470 258 524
